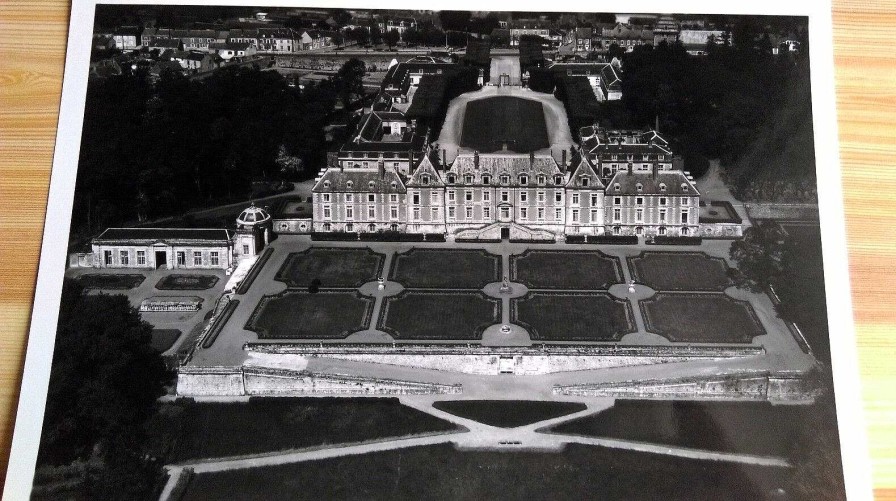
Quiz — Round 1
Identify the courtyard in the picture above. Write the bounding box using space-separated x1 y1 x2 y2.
460 96 549 153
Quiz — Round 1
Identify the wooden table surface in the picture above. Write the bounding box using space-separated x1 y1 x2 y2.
1 1 895 498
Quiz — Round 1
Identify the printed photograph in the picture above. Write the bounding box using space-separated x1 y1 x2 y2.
24 4 846 500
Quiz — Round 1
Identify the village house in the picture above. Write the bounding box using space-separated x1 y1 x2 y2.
112 26 142 50
208 42 257 60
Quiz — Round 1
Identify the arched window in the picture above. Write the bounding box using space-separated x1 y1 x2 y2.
636 183 643 192
323 223 332 231
682 227 690 236
391 181 398 188
368 224 376 232
659 183 667 192
346 180 354 188
537 175 546 185
323 180 331 188
681 183 689 192
390 223 399 232
368 181 375 189
346 223 354 232
447 174 456 184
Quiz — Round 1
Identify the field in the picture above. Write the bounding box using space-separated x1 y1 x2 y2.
147 398 458 462
78 273 145 290
276 248 385 288
432 400 586 427
155 274 219 290
460 96 549 153
246 291 373 339
390 249 500 289
629 252 731 291
641 293 765 343
511 250 622 289
379 291 499 340
548 400 812 458
180 443 792 501
513 292 634 341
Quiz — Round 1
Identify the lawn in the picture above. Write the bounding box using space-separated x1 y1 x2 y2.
390 249 500 289
155 274 219 290
379 291 499 340
151 329 181 352
432 400 586 428
460 96 549 153
548 400 813 458
147 398 458 463
513 292 634 341
641 293 765 343
629 252 732 291
276 248 385 288
78 273 145 290
246 291 373 339
511 250 622 290
180 443 792 501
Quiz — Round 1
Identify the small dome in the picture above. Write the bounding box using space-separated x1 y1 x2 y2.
237 205 271 225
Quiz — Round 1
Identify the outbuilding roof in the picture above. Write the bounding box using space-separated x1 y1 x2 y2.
93 228 233 245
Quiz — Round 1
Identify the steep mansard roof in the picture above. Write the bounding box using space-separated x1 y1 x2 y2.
312 168 407 194
606 171 699 196
450 153 562 179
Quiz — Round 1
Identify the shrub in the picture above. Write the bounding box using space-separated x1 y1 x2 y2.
588 235 638 245
424 233 446 242
651 236 703 246
311 232 359 241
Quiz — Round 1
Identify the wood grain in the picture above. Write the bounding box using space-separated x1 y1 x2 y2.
1 0 895 497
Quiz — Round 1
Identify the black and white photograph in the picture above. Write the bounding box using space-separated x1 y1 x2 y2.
3 1 873 499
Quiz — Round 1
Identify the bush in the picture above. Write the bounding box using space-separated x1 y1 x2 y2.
311 232 359 241
424 233 446 242
651 236 703 246
588 235 639 245
564 235 586 244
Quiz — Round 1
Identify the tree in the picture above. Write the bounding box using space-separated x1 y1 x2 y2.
729 220 787 291
334 58 366 108
383 28 401 49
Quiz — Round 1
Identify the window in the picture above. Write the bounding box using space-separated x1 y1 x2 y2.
413 207 420 220
368 206 375 219
483 191 490 202
483 207 491 218
136 251 146 265
636 197 644 205
323 206 331 219
636 208 644 222
464 174 473 184
636 226 644 235
346 207 354 219
520 207 528 219
347 224 355 232
555 208 562 220
580 177 589 187
572 193 579 205
465 191 473 202
520 192 528 202
613 208 621 222
681 197 690 205
368 194 375 203
119 250 129 266
636 183 643 192
537 192 545 203
590 209 598 221
193 251 202 266
614 183 620 191
346 180 354 188
537 175 545 185
501 191 509 202
323 180 331 188
431 191 439 202
177 251 186 266
681 210 689 224
571 209 580 222
421 175 430 185
555 192 562 203
448 207 456 219
501 174 510 185
431 207 439 218
659 197 667 206
482 175 490 185
448 191 456 202
346 193 353 203
368 223 376 232
412 193 420 204
390 206 398 219
519 174 528 185
682 227 690 236
210 251 219 266
447 174 456 184
390 194 398 203
613 226 621 235
390 223 399 231
659 183 667 192
614 197 621 205
588 194 597 206
501 207 510 219
659 209 667 222
323 223 331 231
368 181 375 190
465 207 473 218
323 193 331 202
554 175 564 185
659 226 667 236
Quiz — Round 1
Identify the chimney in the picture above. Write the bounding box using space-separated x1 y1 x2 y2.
378 159 385 179
627 162 633 175
529 151 535 169
409 150 415 169
442 148 447 167
655 115 660 133
652 161 658 179
561 149 567 168
474 151 479 169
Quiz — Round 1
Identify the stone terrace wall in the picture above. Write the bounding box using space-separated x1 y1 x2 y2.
744 203 819 222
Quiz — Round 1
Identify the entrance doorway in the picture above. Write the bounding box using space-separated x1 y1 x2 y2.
501 227 510 240
155 251 167 269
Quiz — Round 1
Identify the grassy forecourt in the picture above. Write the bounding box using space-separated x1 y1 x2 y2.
179 443 790 500
379 291 499 340
432 400 586 428
275 247 385 288
246 291 373 339
389 249 500 289
460 96 549 153
629 252 732 291
77 273 145 290
155 274 219 290
147 398 458 463
511 250 623 290
512 292 635 341
641 293 765 343
547 400 811 458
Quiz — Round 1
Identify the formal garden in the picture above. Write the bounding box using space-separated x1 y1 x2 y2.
640 293 765 343
275 248 385 288
511 250 622 290
155 274 219 290
378 291 499 340
629 252 732 291
390 248 500 289
512 292 635 341
245 291 374 339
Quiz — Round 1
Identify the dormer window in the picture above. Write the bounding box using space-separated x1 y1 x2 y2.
636 183 643 192
681 183 688 192
519 174 528 185
537 175 545 185
659 183 667 192
368 181 376 189
464 174 473 184
391 181 398 188
614 183 620 191
323 180 331 188
421 175 430 185
482 175 491 185
346 180 354 188
501 174 510 185
447 174 456 184
554 175 563 185
580 177 589 187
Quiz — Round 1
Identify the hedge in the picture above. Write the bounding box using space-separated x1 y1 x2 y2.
510 238 556 244
456 238 501 243
311 232 359 241
650 236 703 245
588 235 639 245
424 233 446 242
